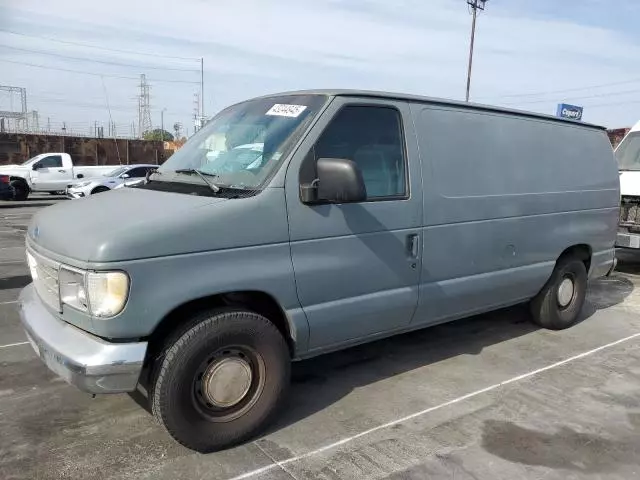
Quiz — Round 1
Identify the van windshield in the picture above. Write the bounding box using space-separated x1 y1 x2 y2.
616 132 640 171
158 94 327 190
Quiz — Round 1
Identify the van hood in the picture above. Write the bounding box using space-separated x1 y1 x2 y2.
619 171 640 196
27 188 227 262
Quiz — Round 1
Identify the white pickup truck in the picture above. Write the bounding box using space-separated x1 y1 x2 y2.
615 120 640 249
0 153 117 200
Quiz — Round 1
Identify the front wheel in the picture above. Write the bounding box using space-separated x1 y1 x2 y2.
151 309 290 452
530 256 587 330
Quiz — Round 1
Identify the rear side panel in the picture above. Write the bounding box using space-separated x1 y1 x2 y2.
411 104 619 325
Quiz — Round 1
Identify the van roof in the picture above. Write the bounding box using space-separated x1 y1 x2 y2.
255 89 606 130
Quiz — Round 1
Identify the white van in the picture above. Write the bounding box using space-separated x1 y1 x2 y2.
615 120 640 249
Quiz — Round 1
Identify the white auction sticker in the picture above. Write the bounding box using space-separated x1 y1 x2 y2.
266 104 307 118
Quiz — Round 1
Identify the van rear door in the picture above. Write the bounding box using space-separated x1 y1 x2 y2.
285 98 423 351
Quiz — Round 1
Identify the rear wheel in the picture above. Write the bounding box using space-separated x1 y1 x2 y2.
10 180 28 201
530 256 587 330
151 309 290 452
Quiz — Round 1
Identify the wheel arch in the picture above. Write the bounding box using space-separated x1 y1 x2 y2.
147 290 296 358
557 243 592 273
9 176 30 188
91 185 110 194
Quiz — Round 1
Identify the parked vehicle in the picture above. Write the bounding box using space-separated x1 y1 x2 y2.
113 178 145 190
19 90 619 452
0 174 14 200
615 120 640 249
0 153 116 200
66 164 158 199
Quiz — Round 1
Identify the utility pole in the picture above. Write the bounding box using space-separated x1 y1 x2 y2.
465 0 488 102
160 108 166 140
160 107 167 162
200 57 204 119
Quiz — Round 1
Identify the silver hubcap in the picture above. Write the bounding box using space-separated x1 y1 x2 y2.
557 277 575 307
202 357 253 408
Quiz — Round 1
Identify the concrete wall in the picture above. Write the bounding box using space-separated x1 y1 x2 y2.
0 133 168 166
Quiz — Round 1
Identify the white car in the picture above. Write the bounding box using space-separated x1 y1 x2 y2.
0 153 117 200
66 164 158 199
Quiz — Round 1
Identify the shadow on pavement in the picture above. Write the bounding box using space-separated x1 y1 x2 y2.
128 272 635 441
0 202 57 209
269 285 631 435
0 275 31 291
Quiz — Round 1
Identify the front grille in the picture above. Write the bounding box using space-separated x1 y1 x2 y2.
620 196 640 226
28 247 61 311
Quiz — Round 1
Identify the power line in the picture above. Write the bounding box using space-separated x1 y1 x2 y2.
1 45 200 72
580 98 640 109
479 77 640 100
27 96 194 116
501 87 640 106
0 59 201 84
0 28 199 61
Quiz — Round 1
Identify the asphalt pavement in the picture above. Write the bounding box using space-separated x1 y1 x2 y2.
1 195 640 480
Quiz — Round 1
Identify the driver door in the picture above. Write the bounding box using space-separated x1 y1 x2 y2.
31 155 69 190
285 98 424 352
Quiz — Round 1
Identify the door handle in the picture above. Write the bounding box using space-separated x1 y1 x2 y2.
407 234 419 258
58 169 66 173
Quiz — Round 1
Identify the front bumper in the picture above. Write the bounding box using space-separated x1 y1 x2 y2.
18 284 147 394
616 232 640 249
65 187 86 199
0 185 14 200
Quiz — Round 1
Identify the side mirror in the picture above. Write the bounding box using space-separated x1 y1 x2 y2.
300 158 367 204
32 164 41 171
121 174 130 179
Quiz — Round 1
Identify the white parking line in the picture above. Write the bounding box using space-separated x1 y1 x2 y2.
0 300 18 305
0 341 28 349
228 331 640 480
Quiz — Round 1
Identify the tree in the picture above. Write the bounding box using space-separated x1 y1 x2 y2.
143 129 174 141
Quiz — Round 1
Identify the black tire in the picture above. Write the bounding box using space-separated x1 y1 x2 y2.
151 309 290 452
91 186 109 194
10 180 28 201
530 256 587 330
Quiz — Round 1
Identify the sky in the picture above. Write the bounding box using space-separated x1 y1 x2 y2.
1 0 640 137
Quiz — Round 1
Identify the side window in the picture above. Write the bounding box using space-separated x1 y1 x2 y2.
313 106 407 199
37 155 63 169
126 167 147 178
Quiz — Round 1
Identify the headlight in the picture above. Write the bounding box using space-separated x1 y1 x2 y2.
73 181 92 188
86 271 129 318
59 268 128 317
59 267 89 312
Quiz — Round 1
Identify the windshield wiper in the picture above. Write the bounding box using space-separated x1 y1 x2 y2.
173 168 220 193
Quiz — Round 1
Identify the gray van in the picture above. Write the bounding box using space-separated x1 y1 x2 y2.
19 90 619 452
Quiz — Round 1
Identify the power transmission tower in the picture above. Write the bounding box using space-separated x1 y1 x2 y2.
137 74 152 138
465 0 488 102
0 85 28 131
